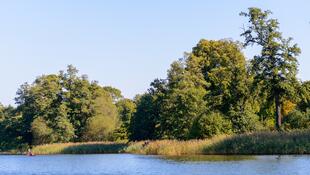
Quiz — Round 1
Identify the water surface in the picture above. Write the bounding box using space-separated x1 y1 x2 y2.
0 154 309 175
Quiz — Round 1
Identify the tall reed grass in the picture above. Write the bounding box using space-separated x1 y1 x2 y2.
28 130 310 155
204 130 310 155
126 130 310 155
125 135 228 156
32 142 127 155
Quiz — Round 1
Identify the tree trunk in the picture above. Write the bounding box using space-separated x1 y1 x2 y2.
275 93 283 130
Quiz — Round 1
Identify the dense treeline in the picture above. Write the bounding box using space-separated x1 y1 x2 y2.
1 65 126 149
1 7 310 150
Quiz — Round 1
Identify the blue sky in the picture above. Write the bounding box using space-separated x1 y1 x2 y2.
0 0 309 105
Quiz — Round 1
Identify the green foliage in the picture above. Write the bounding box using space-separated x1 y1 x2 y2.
61 69 96 139
53 116 75 143
241 7 301 129
14 65 120 145
127 131 310 155
160 60 207 139
298 81 310 112
283 110 310 130
81 85 119 141
186 39 264 134
128 32 304 140
103 86 123 103
129 93 159 140
190 112 232 139
28 130 310 155
0 104 4 121
31 117 54 145
82 115 116 141
188 39 248 113
230 111 262 133
115 99 136 140
2 8 310 150
228 104 263 133
130 39 252 140
204 131 310 155
0 105 23 150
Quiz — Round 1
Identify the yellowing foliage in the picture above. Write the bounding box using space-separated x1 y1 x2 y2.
282 100 296 116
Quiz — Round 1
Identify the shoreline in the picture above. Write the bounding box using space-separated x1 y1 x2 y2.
2 130 310 156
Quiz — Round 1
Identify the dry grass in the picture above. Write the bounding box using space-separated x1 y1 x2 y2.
29 130 310 155
126 130 310 155
204 130 310 155
32 142 127 155
125 135 229 156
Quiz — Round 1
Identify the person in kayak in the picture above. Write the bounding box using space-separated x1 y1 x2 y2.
27 148 35 156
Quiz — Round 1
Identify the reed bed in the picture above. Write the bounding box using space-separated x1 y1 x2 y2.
126 130 310 155
204 130 310 155
125 135 229 156
32 142 127 155
29 130 310 155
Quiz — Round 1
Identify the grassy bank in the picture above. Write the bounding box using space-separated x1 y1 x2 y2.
125 135 228 156
127 130 310 155
7 130 310 155
204 130 310 155
32 142 127 155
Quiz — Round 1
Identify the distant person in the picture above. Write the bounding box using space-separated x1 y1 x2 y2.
27 148 34 156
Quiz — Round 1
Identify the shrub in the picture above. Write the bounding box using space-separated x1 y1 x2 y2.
53 117 75 142
190 112 232 139
31 117 54 145
230 110 263 133
82 115 118 141
283 110 310 130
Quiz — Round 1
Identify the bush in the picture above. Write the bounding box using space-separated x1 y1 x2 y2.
53 117 75 142
31 117 54 145
230 110 263 133
262 118 275 131
82 115 118 141
190 112 232 139
283 110 310 130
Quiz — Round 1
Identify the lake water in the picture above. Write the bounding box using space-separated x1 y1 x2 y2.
0 154 309 175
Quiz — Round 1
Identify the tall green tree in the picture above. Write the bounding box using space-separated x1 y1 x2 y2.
129 93 160 140
103 86 123 103
160 60 207 139
0 105 22 150
82 88 119 141
129 78 169 140
240 8 301 129
60 66 95 139
187 39 249 114
115 98 136 140
186 39 261 133
298 81 310 112
15 65 120 144
15 74 68 144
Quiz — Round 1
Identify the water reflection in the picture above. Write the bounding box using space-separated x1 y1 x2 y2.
163 155 256 162
0 154 310 175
